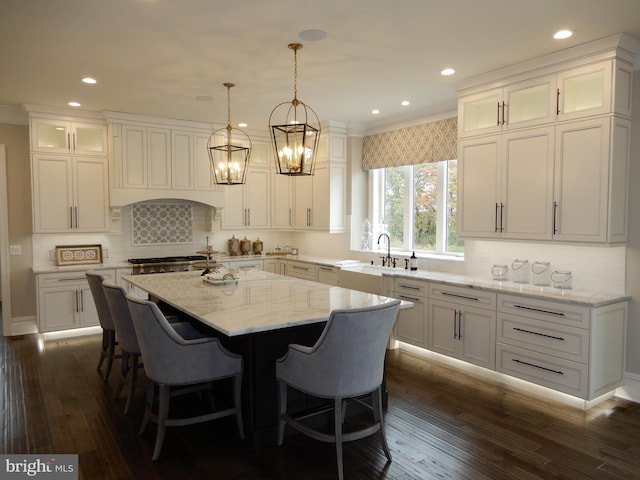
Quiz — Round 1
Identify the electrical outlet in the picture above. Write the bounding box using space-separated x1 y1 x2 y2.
478 250 489 262
103 248 109 258
9 245 22 255
50 250 56 260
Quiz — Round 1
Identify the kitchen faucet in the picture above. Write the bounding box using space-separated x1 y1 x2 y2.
377 233 392 267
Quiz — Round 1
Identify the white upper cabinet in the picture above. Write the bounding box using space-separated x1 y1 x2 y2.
457 36 635 244
458 126 555 240
31 117 108 156
221 168 270 230
458 58 631 139
291 125 347 233
459 75 556 137
31 154 109 233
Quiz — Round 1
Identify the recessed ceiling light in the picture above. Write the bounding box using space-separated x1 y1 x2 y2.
553 29 573 40
298 29 327 42
238 122 248 128
68 101 81 107
196 95 214 102
372 109 380 115
82 77 97 84
401 101 410 106
440 68 455 76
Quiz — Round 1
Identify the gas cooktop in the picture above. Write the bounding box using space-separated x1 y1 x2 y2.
127 255 207 265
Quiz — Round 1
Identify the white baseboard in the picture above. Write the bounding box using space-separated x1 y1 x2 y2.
617 372 640 404
7 315 37 336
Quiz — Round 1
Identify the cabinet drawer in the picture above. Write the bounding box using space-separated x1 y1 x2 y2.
429 283 495 309
287 262 316 281
395 278 428 297
496 343 588 399
497 313 588 363
37 269 115 288
498 294 589 329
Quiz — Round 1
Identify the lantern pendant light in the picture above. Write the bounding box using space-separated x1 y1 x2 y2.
269 43 321 176
207 82 251 185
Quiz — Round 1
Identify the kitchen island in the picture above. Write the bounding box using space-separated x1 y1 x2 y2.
123 269 408 445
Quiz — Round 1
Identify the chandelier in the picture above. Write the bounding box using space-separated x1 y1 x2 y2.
207 83 251 185
269 43 321 176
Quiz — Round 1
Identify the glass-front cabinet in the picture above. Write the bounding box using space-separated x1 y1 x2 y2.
30 117 108 155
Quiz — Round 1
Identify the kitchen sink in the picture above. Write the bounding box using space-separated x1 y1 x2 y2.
337 264 400 295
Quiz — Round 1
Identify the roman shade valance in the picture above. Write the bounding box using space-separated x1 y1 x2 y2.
362 117 457 170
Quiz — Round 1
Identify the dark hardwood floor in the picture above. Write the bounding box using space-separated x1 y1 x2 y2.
1 331 639 479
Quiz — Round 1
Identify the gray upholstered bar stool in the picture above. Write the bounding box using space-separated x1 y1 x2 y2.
126 293 244 461
102 280 145 414
86 270 119 382
276 300 401 480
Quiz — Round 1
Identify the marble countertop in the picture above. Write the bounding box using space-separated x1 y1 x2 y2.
338 264 628 307
123 270 406 337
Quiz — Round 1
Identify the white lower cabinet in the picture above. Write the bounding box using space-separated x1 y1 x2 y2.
393 278 428 348
316 265 339 286
496 294 627 399
284 260 317 281
37 269 116 332
428 284 496 369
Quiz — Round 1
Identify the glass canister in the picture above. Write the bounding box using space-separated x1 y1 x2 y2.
228 235 240 256
491 264 509 281
531 261 551 286
240 236 251 256
511 258 530 283
551 270 573 289
252 237 263 255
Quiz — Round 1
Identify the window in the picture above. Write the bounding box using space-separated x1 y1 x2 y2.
370 159 463 255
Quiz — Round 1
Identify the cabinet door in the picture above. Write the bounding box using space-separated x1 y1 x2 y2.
38 286 79 332
428 299 458 357
122 124 147 188
221 184 246 229
194 133 217 190
458 88 503 137
32 154 73 232
148 128 171 189
501 127 555 240
78 285 100 327
553 118 610 242
246 169 270 229
293 175 313 229
395 295 427 347
271 172 292 229
72 123 108 156
31 118 70 152
458 305 496 369
74 157 109 232
557 61 612 121
172 130 194 189
504 75 556 129
457 136 500 238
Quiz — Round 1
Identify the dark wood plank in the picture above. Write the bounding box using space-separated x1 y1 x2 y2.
1 332 639 480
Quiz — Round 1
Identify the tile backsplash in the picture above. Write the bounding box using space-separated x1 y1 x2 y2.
132 203 193 245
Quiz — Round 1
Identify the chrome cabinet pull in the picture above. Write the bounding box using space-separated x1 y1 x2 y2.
497 101 501 126
499 203 504 232
70 206 74 229
495 203 499 232
501 101 507 125
513 327 565 341
513 358 563 375
553 201 558 235
458 311 463 340
398 294 421 303
75 206 78 229
556 88 561 115
398 283 421 291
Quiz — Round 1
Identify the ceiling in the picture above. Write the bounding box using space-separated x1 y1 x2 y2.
2 0 640 134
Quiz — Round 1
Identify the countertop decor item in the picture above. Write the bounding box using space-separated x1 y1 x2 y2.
252 238 263 255
240 236 251 255
207 82 251 185
55 244 103 266
228 235 240 256
269 43 320 176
